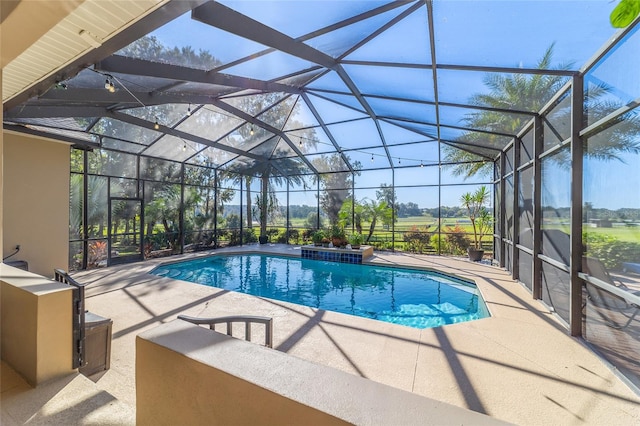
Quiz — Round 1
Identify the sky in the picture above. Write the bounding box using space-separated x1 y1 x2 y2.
142 1 636 210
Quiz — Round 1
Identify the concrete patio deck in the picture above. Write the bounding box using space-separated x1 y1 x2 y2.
2 245 639 425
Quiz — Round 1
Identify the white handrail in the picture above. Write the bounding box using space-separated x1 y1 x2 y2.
178 314 273 348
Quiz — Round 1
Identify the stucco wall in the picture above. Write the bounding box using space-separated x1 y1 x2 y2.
137 320 504 426
0 264 74 386
3 132 69 276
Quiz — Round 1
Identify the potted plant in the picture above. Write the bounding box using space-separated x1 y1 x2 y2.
329 225 347 247
312 230 325 246
460 186 493 261
348 232 364 249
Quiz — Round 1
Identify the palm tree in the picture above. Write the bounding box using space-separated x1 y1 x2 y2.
444 45 572 178
361 199 393 243
444 44 640 178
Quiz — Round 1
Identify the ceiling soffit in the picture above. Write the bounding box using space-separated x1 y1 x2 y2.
2 0 189 106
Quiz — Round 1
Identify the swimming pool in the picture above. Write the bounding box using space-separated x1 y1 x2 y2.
151 254 489 329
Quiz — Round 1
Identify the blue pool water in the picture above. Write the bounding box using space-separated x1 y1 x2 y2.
151 254 489 329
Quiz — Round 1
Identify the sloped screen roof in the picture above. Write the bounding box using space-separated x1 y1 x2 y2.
4 0 618 177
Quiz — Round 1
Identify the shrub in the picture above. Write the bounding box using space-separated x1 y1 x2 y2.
288 229 300 244
311 229 326 244
195 230 215 247
144 232 169 252
303 228 316 242
430 234 448 254
348 232 364 246
403 226 432 253
381 241 394 251
276 230 288 244
214 229 229 247
444 225 471 255
366 235 384 250
228 230 241 246
228 228 257 246
88 240 107 267
583 232 640 270
244 229 258 244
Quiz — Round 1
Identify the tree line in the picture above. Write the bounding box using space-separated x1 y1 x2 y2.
220 202 469 219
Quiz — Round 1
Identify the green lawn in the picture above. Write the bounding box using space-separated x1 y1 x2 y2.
584 226 640 243
544 222 640 243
